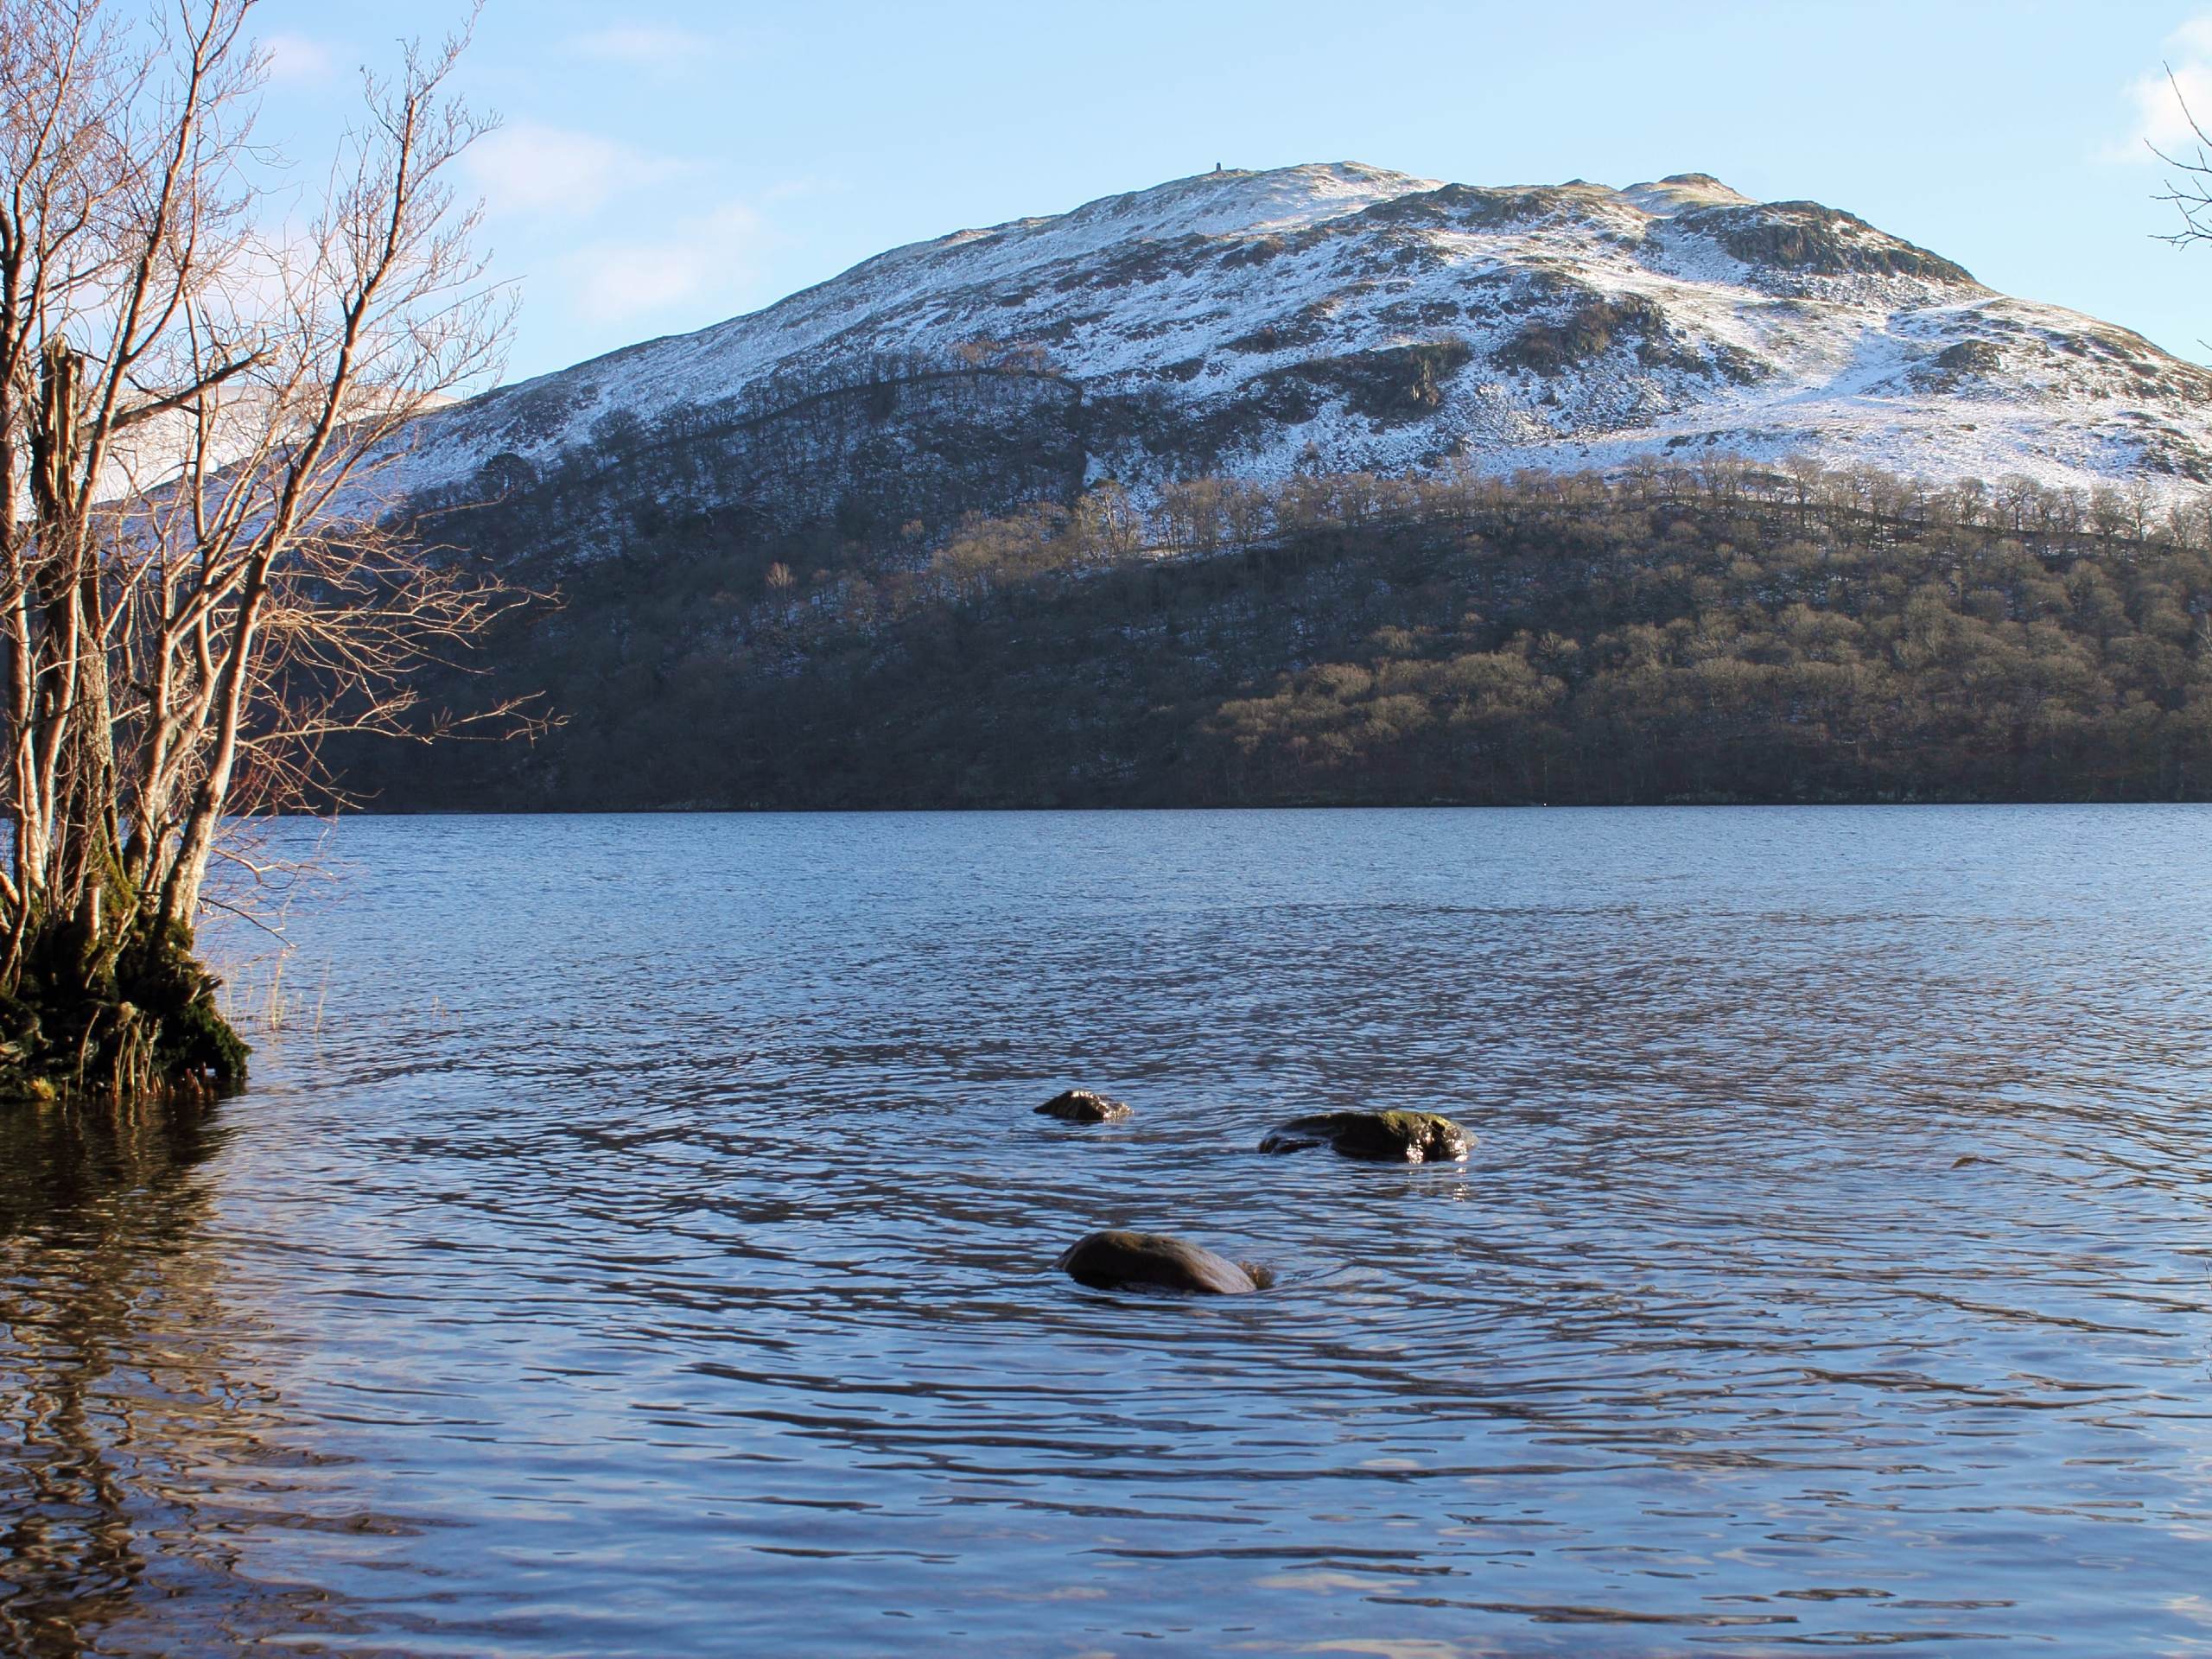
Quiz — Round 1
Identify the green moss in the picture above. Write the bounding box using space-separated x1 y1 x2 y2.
1371 1109 1452 1136
1 922 247 1106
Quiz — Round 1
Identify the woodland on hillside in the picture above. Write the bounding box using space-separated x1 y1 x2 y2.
348 457 2212 809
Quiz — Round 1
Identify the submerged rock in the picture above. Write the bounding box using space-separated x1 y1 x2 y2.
1055 1229 1274 1294
1035 1088 1133 1123
1259 1109 1471 1163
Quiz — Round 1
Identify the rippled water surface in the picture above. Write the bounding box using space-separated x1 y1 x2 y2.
5 808 2212 1656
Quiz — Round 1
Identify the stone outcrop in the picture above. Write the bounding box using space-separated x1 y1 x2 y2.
1055 1230 1274 1294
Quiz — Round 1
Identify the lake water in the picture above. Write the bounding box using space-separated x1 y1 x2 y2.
4 808 2212 1657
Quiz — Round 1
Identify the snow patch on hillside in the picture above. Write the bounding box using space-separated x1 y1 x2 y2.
389 162 2212 515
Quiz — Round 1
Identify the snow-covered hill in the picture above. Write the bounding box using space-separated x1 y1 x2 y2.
396 162 2212 511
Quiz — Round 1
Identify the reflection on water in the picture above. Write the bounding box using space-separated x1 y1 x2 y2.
4 807 2212 1656
0 1104 344 1656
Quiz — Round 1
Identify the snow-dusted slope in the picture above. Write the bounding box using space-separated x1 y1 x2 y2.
397 162 2212 507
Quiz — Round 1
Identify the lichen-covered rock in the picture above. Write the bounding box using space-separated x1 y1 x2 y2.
1055 1230 1274 1294
1034 1088 1132 1123
1259 1109 1471 1163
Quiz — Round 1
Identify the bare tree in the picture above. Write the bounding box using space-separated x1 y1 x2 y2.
2154 71 2212 251
0 0 524 1103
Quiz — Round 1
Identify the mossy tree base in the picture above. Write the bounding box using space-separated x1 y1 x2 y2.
0 922 249 1106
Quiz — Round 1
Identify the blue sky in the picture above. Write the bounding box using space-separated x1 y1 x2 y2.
257 0 2212 385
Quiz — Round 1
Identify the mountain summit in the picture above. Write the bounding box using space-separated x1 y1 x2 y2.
400 162 2212 513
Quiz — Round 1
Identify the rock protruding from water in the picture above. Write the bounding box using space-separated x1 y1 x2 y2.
1259 1109 1471 1163
1035 1088 1133 1124
1056 1230 1274 1294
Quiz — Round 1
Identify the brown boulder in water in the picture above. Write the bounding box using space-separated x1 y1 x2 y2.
1035 1088 1133 1123
1259 1109 1471 1163
1055 1229 1274 1294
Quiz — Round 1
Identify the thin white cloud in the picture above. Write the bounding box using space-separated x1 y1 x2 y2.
2176 16 2212 61
566 24 718 73
563 200 767 325
260 31 334 85
2118 14 2212 159
760 175 836 206
463 122 690 219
